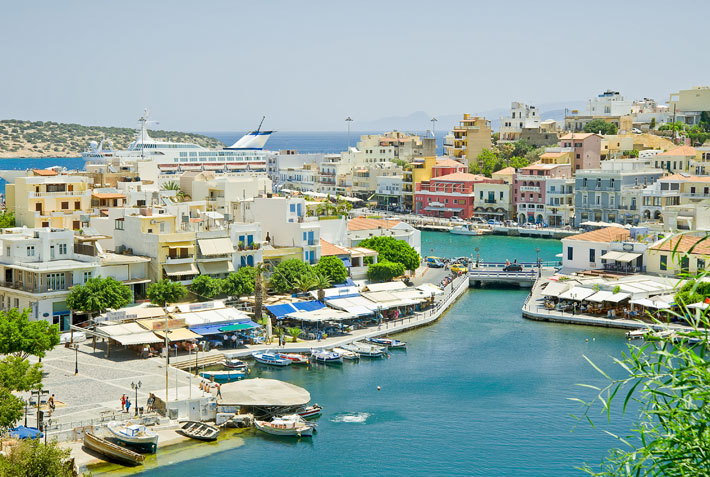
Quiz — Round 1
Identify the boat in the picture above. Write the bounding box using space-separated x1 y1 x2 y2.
342 342 386 358
368 337 407 349
178 421 220 441
625 329 649 339
311 349 343 364
82 110 275 175
450 224 486 236
200 369 246 383
332 347 359 360
298 404 322 419
254 415 314 437
251 351 292 366
280 353 310 365
83 433 145 466
222 358 249 371
106 421 159 453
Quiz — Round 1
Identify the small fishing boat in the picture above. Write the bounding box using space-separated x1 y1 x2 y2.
625 329 649 339
342 342 385 358
368 337 407 349
311 349 343 364
298 404 322 419
280 353 310 365
200 369 246 383
178 421 220 441
254 415 314 437
106 422 159 453
450 224 486 236
251 351 292 366
222 356 249 371
83 433 145 466
332 347 359 360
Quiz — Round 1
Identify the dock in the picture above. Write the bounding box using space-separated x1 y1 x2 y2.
491 225 579 239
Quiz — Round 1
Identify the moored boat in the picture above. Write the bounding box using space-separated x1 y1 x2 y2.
106 422 159 453
83 433 145 466
280 353 310 365
200 369 246 383
332 347 359 360
179 421 220 441
342 342 386 357
254 415 314 437
450 224 486 236
368 337 407 349
298 404 322 419
311 349 343 364
625 329 649 339
222 355 249 371
251 351 292 366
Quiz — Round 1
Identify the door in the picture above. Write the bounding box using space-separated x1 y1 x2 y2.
189 400 200 421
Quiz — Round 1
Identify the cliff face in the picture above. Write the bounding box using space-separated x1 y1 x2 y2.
0 119 224 158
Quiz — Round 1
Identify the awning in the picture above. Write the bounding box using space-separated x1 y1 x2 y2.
285 308 355 322
163 263 199 276
586 291 631 303
341 257 352 268
154 328 202 341
122 278 152 285
541 281 571 297
179 307 251 326
559 287 596 301
189 320 259 336
265 303 298 320
292 300 326 312
416 283 444 296
95 323 162 345
366 281 408 292
601 251 625 260
615 252 641 263
219 321 260 332
198 261 235 275
198 238 234 256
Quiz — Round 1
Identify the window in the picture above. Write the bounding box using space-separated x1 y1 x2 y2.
74 201 81 210
595 195 601 206
115 219 124 230
660 255 667 271
59 244 67 255
691 186 696 194
290 204 296 213
596 178 601 188
610 195 615 207
499 191 503 200
698 258 706 271
610 179 615 188
567 247 573 261
589 248 595 263
583 178 587 187
83 271 92 283
46 273 65 291
27 246 35 257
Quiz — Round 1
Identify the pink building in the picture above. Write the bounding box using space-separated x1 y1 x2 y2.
559 133 602 172
415 172 500 219
432 158 467 178
513 163 571 224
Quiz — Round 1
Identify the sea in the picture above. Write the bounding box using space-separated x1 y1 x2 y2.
136 233 636 477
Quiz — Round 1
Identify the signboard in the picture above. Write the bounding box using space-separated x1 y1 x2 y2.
150 318 186 330
520 186 540 193
105 311 126 321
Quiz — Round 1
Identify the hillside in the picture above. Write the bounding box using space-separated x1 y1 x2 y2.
0 119 225 158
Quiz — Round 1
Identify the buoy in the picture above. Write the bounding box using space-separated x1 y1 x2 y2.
585 338 589 342
377 386 381 391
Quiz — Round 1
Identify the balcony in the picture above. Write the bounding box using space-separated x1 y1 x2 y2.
30 190 86 198
0 280 71 294
484 199 497 204
165 256 195 265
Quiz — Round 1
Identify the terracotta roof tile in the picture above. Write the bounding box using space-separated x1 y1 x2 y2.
494 167 516 174
565 227 630 243
560 133 600 140
319 239 350 256
659 146 697 156
347 216 401 231
651 235 710 255
92 192 126 199
433 172 491 182
32 169 58 176
433 158 465 168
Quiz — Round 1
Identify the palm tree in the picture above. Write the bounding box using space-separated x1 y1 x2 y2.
293 276 317 294
287 327 302 343
162 181 190 202
253 262 269 341
314 273 331 303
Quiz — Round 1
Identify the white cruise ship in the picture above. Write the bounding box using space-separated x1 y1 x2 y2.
82 110 275 174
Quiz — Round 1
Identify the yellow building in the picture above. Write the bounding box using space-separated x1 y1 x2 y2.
491 166 515 184
445 114 492 167
402 155 436 212
653 146 696 173
538 150 573 165
647 234 710 276
5 171 92 229
601 133 675 159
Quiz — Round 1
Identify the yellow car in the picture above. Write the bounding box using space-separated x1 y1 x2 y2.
450 264 468 274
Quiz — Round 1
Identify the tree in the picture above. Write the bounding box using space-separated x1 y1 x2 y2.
508 156 529 169
253 263 268 327
649 117 656 130
314 256 348 284
161 181 189 202
66 277 132 318
0 308 59 360
0 438 77 477
367 260 405 282
222 266 256 298
190 275 223 300
390 158 409 168
147 279 187 307
0 356 43 392
470 149 504 177
268 259 317 294
0 387 25 429
287 327 302 343
358 236 420 271
0 211 15 229
314 273 331 302
583 119 618 135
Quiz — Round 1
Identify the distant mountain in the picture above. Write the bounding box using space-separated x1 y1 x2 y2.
353 101 587 133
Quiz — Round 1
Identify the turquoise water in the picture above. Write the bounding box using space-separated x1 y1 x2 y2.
142 234 634 476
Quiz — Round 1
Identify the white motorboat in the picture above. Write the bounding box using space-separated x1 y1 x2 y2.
311 349 343 364
280 353 310 365
625 329 649 339
342 342 385 358
368 337 407 349
450 224 486 236
106 422 159 453
254 415 314 437
251 351 292 366
332 347 359 360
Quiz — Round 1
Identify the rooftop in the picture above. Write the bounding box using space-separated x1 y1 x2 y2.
560 133 601 140
651 234 710 255
565 226 630 243
659 146 697 157
32 169 59 176
493 167 516 175
433 158 465 168
433 172 490 182
347 216 401 231
319 239 349 256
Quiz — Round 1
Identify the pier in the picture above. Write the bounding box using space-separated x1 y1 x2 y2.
466 262 558 288
491 225 579 239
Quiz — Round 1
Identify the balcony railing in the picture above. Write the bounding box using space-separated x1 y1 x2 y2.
0 280 71 294
165 256 194 264
30 190 86 198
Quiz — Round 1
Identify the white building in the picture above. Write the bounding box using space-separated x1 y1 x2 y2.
230 222 263 269
544 178 575 227
588 90 633 116
499 102 540 142
190 175 272 217
346 216 421 255
376 175 404 210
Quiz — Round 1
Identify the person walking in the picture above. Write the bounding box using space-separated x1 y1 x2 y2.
125 397 131 414
121 394 126 412
216 383 222 399
48 394 56 417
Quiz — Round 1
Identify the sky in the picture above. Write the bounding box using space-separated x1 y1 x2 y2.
0 0 708 132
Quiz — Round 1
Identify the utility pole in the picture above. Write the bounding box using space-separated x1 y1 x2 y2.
345 117 353 150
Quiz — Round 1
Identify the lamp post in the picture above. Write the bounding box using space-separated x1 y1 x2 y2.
430 117 438 140
475 247 480 267
535 247 541 269
74 344 79 375
131 380 142 417
345 117 353 150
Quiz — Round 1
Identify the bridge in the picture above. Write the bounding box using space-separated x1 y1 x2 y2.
467 262 555 288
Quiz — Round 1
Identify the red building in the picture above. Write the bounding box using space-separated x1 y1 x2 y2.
415 172 500 218
432 158 467 178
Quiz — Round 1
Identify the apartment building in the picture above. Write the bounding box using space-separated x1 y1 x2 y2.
513 163 571 225
415 172 499 219
346 217 421 255
652 146 696 174
668 86 710 126
230 222 263 269
190 175 272 217
472 181 512 221
402 156 436 212
499 102 540 143
375 175 404 210
544 178 575 227
558 133 602 172
444 115 492 168
642 174 710 223
5 172 92 229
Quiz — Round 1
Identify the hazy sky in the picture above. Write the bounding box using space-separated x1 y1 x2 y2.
1 0 708 131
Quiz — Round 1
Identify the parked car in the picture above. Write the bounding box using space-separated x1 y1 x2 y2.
503 264 523 272
450 264 468 274
428 259 444 268
450 217 465 223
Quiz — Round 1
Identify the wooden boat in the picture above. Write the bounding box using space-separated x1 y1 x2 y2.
179 421 220 441
200 369 246 383
342 342 385 357
107 421 159 453
332 347 359 360
251 351 292 366
368 337 407 349
254 415 314 437
222 357 248 371
280 353 310 364
298 404 322 419
311 349 343 364
83 433 145 466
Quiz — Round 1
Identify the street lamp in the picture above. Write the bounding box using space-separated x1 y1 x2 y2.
345 117 353 150
131 381 142 417
430 117 438 138
535 247 541 268
73 344 79 375
475 247 480 267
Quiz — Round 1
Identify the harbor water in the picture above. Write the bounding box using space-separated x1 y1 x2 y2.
139 234 636 476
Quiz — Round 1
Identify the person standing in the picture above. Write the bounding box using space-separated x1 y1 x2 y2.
216 383 222 399
231 334 237 349
48 394 55 417
125 397 131 414
121 394 126 412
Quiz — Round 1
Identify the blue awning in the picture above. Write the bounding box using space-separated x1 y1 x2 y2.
340 257 352 268
266 303 299 319
9 426 42 440
190 320 260 336
292 300 325 312
334 277 356 288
